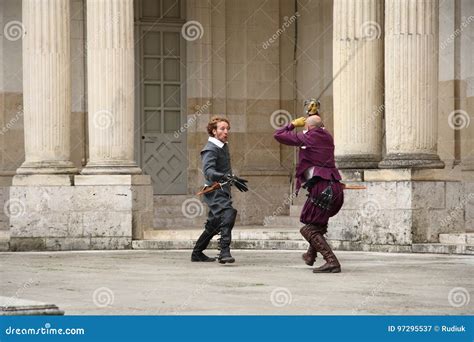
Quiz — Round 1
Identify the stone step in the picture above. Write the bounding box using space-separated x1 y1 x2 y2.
0 230 9 252
412 243 474 255
290 205 303 217
133 239 474 255
438 233 474 245
263 215 300 228
154 217 204 229
154 195 199 206
144 226 302 240
135 227 474 255
133 239 308 250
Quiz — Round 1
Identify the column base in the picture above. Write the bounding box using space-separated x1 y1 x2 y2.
335 154 381 169
329 177 464 244
461 158 474 171
81 161 142 175
9 177 153 251
379 153 445 169
16 161 77 175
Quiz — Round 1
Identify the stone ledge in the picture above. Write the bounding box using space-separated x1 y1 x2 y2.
364 169 461 182
75 175 151 186
439 233 474 244
0 297 64 316
412 243 474 255
239 169 289 177
339 170 364 182
9 237 132 251
12 174 74 186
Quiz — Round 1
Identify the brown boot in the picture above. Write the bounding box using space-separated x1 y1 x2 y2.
300 225 317 266
309 232 341 273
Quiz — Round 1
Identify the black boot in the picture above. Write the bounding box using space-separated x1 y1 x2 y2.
218 208 237 264
191 220 219 262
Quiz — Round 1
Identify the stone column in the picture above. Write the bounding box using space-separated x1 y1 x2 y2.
82 0 141 175
379 0 444 168
17 0 76 175
333 0 384 168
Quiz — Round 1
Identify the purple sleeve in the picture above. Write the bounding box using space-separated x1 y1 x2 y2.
273 124 306 146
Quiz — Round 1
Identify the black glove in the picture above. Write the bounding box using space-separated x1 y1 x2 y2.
233 176 249 192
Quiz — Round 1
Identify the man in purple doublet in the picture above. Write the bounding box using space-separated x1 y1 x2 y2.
274 115 344 273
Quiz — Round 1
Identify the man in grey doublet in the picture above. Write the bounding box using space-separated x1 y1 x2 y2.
191 117 242 264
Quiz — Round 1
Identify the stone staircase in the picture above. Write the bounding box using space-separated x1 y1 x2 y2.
153 195 205 229
135 194 474 255
0 194 471 254
0 231 9 252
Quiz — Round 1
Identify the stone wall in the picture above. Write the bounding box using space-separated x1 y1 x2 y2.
329 170 465 245
9 175 153 251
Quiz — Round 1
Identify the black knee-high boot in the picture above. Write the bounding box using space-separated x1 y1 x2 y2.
191 219 219 262
217 208 237 264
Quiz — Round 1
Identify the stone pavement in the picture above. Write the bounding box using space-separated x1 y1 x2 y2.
0 250 472 315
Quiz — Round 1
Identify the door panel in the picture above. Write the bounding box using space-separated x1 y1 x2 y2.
138 22 186 194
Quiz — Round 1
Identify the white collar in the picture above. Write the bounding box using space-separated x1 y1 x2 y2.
303 129 308 134
208 137 225 148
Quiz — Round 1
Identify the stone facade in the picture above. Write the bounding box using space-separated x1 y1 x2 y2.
0 0 473 251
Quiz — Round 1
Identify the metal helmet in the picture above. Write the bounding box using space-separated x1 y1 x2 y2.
304 99 320 116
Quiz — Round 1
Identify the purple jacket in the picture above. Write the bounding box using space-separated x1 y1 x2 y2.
274 123 342 193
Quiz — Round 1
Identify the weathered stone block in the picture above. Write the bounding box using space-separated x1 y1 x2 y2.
333 179 463 245
9 237 46 251
82 212 132 237
90 237 131 250
360 210 412 245
72 186 132 211
445 182 463 209
395 181 412 209
412 208 465 243
328 210 361 241
9 181 153 251
412 182 446 209
44 237 91 251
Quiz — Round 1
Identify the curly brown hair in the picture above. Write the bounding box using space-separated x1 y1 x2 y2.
207 116 230 137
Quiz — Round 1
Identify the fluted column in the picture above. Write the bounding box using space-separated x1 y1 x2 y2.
379 0 444 169
333 0 384 168
82 0 141 175
17 0 76 174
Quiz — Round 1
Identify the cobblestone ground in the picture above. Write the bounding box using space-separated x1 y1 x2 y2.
1 250 473 315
